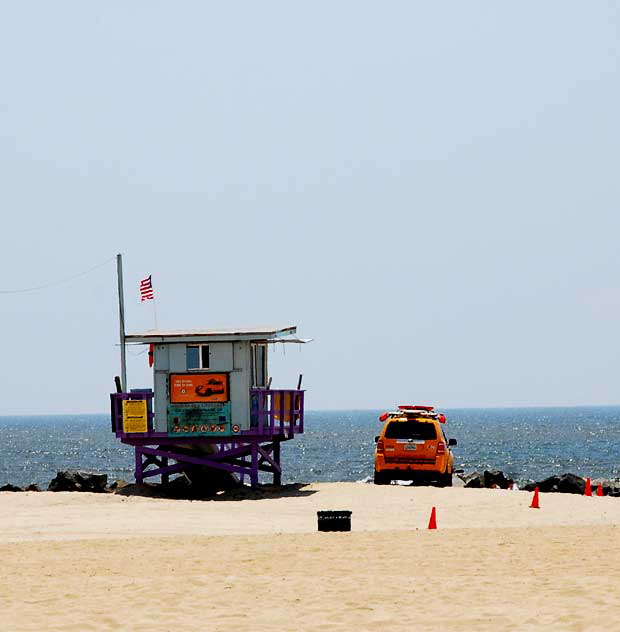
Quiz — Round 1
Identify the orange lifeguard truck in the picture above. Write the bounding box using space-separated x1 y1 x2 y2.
373 405 457 486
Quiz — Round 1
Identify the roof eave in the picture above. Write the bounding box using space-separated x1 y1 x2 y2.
125 325 298 344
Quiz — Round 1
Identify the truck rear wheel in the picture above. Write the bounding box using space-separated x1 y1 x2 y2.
438 471 453 487
374 470 391 485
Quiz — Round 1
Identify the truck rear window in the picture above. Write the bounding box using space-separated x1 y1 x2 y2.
384 420 437 440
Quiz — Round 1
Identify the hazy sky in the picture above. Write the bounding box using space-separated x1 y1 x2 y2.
1 2 619 414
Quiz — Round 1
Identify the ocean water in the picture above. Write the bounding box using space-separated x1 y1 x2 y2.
1 407 619 488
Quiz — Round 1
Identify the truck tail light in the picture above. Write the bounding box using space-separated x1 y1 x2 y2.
377 440 385 454
436 441 446 456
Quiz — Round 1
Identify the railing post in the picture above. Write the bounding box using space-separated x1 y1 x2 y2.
268 391 275 436
259 391 269 434
279 391 285 435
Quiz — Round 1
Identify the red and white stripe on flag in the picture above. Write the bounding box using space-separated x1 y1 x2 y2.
140 275 154 301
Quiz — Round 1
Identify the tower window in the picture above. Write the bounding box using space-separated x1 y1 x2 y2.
187 344 209 370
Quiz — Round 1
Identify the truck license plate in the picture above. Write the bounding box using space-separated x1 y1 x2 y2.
404 445 417 451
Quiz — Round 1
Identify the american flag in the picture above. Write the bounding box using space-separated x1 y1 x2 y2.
139 275 154 301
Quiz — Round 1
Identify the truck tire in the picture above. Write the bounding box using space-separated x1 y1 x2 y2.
374 470 390 485
439 471 453 487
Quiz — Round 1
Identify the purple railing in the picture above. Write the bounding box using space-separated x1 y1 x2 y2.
110 389 156 439
111 388 305 440
249 389 305 437
110 388 305 487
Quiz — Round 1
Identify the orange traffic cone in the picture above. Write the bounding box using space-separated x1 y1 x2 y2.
428 506 437 529
584 477 592 497
597 484 604 497
530 486 540 509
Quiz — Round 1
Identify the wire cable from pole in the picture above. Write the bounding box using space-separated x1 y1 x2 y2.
0 255 116 294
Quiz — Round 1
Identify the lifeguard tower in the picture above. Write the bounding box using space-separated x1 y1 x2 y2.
110 325 308 488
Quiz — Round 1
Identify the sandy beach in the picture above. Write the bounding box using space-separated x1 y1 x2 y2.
2 483 620 631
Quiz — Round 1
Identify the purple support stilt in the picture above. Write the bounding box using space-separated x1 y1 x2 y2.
273 440 281 485
250 443 259 488
161 454 169 485
135 447 143 483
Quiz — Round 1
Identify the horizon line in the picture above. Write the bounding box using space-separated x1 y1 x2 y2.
2 402 620 418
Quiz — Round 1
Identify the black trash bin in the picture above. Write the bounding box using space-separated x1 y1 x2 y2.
317 510 352 532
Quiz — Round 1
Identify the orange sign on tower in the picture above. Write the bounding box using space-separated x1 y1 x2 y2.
169 373 229 404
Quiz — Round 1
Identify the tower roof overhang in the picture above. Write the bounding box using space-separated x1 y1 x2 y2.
125 325 311 344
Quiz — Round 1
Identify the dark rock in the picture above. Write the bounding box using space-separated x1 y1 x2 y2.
522 473 586 495
461 470 513 489
556 473 585 495
535 475 562 493
48 471 108 493
0 483 24 492
463 472 485 488
108 479 129 491
25 484 41 492
484 470 512 490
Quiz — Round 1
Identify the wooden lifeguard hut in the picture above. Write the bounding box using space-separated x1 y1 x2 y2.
109 259 309 487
